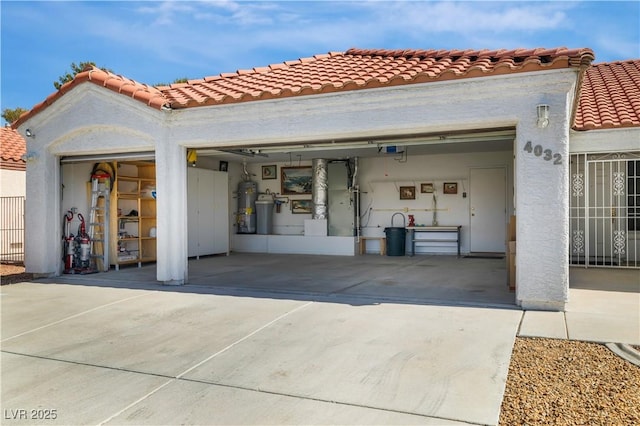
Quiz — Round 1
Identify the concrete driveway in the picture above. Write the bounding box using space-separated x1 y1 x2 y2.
2 280 522 425
3 255 637 425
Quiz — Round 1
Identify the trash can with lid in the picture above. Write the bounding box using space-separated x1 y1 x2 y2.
256 194 275 235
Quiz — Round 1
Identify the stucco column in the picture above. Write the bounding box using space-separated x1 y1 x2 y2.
25 148 61 276
155 141 188 284
515 99 571 311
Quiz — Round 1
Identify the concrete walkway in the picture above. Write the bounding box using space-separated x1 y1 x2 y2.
521 268 640 345
1 257 638 425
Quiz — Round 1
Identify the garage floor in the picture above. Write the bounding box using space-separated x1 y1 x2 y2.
61 253 516 308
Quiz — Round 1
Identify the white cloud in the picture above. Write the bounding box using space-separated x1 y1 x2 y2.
362 1 575 35
594 34 640 62
137 1 281 27
136 1 198 26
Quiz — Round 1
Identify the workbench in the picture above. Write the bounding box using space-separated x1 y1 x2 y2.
406 226 462 257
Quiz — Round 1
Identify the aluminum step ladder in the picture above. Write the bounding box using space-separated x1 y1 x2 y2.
88 173 110 271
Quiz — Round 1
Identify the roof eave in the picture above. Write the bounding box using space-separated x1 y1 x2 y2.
12 67 170 129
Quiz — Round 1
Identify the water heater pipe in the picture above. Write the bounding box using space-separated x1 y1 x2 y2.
352 157 361 241
312 159 328 219
241 159 251 181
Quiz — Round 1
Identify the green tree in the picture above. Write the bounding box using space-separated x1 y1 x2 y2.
54 61 112 90
2 107 28 125
154 77 189 87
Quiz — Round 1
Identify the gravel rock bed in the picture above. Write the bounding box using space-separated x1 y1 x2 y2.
1 264 32 285
500 337 640 425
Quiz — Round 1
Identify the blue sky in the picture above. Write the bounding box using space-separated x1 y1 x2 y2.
1 1 639 124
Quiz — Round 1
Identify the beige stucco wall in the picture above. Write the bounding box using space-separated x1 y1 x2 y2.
0 169 26 197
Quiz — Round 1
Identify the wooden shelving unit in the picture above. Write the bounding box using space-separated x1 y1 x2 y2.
110 161 156 269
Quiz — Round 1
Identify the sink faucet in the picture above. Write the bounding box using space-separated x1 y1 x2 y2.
391 212 406 228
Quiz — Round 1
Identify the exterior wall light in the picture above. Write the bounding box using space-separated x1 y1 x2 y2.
537 104 550 128
25 129 35 138
22 151 39 163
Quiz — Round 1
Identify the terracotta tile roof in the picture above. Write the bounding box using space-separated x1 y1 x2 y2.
574 59 640 131
12 67 169 128
0 127 26 171
12 47 594 128
159 47 595 109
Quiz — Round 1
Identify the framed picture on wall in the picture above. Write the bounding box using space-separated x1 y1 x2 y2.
291 199 313 214
399 186 416 200
262 165 277 180
421 183 434 193
281 166 312 195
443 182 458 194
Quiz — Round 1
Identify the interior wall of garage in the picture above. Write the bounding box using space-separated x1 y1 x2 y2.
229 159 315 236
60 162 95 234
358 150 514 254
224 149 514 253
60 146 514 267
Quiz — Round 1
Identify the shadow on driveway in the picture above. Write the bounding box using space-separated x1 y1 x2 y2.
41 253 517 309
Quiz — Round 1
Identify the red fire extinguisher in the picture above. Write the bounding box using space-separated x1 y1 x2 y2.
76 213 92 270
63 211 75 273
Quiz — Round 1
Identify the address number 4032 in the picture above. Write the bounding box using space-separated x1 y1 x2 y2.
523 141 562 165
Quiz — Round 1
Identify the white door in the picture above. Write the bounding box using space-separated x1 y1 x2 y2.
187 168 199 257
211 170 229 254
198 170 217 255
470 167 507 253
187 168 222 257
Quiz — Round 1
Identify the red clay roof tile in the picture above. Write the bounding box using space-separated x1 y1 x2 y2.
574 60 640 131
12 47 596 129
12 67 170 128
0 127 26 171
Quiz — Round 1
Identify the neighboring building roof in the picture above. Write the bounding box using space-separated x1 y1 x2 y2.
12 47 594 129
574 59 640 131
0 127 26 171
